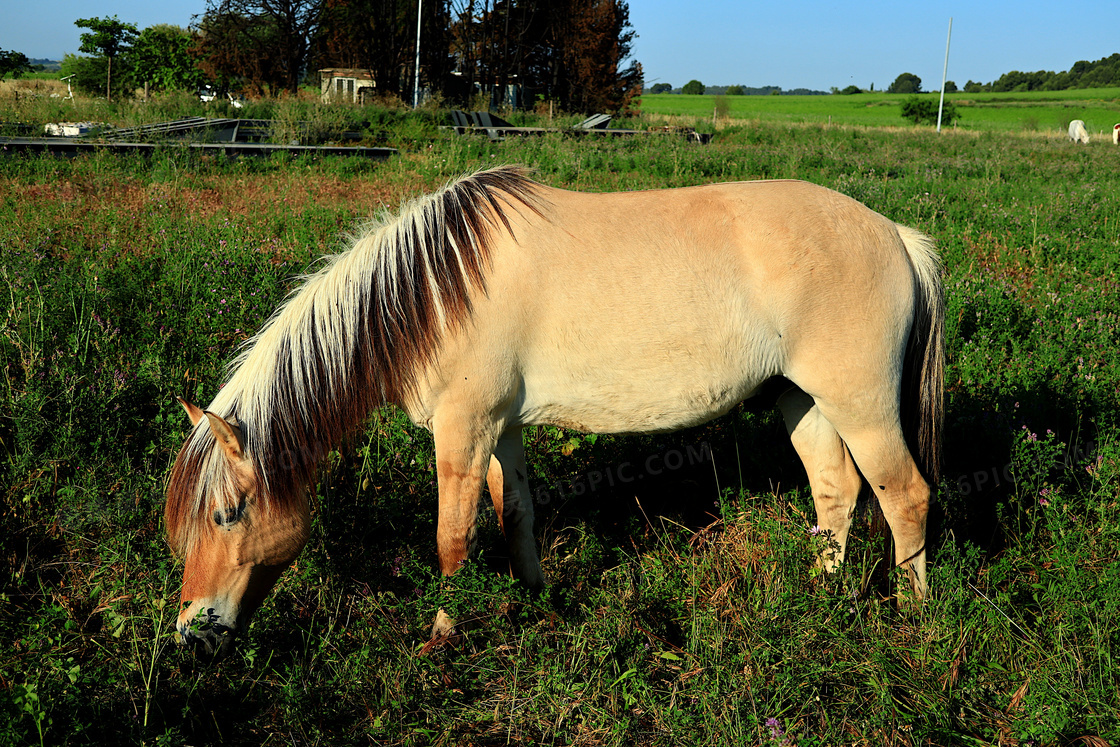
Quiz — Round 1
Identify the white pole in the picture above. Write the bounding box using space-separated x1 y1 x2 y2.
413 0 423 108
936 17 953 132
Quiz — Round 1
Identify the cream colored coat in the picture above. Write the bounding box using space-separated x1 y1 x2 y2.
168 168 943 654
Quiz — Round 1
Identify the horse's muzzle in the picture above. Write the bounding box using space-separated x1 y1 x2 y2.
177 611 239 660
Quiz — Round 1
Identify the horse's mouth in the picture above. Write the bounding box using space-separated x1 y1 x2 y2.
177 621 239 660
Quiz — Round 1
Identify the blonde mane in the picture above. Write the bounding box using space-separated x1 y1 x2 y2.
166 166 544 554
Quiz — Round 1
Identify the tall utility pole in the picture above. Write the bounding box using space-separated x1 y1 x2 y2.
937 17 953 133
413 0 423 107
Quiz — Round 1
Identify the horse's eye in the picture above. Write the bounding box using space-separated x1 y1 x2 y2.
212 504 244 527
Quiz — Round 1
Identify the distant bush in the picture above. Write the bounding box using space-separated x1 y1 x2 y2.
888 72 922 94
901 96 959 126
60 53 111 97
840 85 862 95
0 50 33 81
681 79 704 95
649 82 672 94
726 84 744 96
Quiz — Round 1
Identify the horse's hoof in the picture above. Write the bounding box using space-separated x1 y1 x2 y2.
430 608 457 639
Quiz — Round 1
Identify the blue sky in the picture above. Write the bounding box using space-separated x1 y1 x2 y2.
2 0 1115 92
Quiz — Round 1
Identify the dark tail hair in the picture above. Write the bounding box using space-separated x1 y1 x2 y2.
897 224 944 484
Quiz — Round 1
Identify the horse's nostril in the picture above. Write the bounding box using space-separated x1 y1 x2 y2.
178 621 238 661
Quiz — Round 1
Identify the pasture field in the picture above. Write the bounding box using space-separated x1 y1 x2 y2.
639 88 1120 136
2 109 1120 745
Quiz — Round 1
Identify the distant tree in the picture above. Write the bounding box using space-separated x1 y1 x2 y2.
649 82 671 94
193 9 277 95
963 55 1120 94
314 0 451 101
942 80 957 93
60 53 109 96
901 96 957 126
840 84 861 95
75 16 139 101
447 0 641 114
991 69 1050 93
887 72 921 94
128 25 205 92
554 0 643 114
726 84 744 95
0 50 33 80
194 0 320 95
681 79 704 95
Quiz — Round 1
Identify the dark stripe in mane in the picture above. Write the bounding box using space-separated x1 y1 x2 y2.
166 166 545 554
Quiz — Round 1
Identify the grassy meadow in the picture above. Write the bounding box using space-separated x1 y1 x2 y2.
2 93 1120 745
640 88 1120 136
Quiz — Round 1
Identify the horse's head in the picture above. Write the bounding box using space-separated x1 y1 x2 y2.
167 399 310 658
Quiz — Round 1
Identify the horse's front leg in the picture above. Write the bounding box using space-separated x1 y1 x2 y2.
487 428 544 589
430 414 496 638
434 419 496 576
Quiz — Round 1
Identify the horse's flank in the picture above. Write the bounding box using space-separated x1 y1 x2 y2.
165 167 544 556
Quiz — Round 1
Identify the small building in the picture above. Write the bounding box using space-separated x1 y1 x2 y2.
319 69 375 104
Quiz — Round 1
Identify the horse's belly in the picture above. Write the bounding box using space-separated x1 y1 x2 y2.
517 367 766 434
511 306 782 434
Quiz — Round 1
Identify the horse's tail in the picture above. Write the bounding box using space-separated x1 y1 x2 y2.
897 224 944 484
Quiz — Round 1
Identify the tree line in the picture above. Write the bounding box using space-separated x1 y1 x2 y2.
875 55 1120 97
9 0 643 114
649 80 828 96
962 53 1120 93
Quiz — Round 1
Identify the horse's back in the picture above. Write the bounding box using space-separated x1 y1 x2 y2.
415 179 919 434
506 177 916 359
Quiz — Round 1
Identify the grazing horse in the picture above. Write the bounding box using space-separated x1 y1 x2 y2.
1069 120 1091 144
166 166 943 655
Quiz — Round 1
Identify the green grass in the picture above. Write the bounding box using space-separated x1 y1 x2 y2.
2 102 1120 745
639 88 1120 134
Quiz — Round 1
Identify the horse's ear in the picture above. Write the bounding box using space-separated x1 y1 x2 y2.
204 411 244 462
177 397 205 427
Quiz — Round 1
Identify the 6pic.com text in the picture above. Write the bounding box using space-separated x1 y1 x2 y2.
953 438 1097 496
522 441 713 507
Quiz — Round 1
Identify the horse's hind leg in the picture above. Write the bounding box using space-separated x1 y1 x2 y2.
486 429 545 589
778 388 863 571
814 404 930 599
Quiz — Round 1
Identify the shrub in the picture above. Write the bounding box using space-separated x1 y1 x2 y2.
681 79 704 95
901 96 958 126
